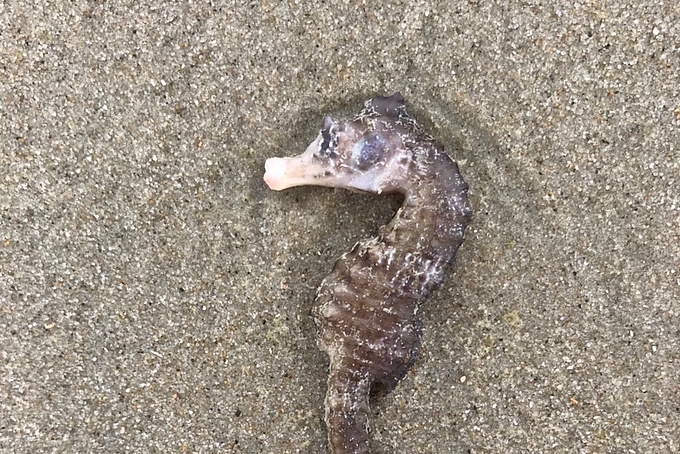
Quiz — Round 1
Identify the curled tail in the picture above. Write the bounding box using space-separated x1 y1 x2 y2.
325 361 372 454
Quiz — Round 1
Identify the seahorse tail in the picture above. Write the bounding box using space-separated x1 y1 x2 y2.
325 361 372 454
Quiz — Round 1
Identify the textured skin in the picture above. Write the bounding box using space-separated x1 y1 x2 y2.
264 94 472 453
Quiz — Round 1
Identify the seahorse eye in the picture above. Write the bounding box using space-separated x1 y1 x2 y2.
352 132 385 170
320 127 332 152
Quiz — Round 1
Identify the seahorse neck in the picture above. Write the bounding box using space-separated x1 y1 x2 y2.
372 150 470 300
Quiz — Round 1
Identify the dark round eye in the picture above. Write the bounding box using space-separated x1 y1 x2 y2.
320 127 332 154
318 116 338 159
352 132 385 169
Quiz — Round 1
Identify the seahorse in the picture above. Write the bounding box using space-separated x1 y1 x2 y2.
264 93 472 454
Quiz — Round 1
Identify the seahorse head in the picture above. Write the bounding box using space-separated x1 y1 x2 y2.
264 98 412 195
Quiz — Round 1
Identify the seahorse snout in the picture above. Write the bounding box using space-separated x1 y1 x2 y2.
263 157 294 191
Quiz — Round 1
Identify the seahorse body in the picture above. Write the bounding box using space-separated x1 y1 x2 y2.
264 94 472 454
